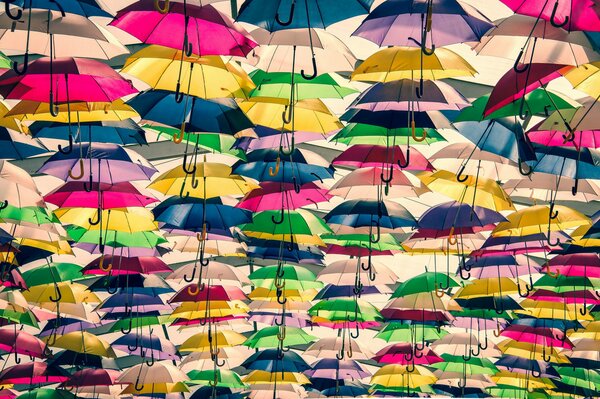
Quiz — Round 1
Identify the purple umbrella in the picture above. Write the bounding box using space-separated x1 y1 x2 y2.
470 232 570 257
112 333 179 361
305 358 371 380
74 243 168 257
418 201 506 230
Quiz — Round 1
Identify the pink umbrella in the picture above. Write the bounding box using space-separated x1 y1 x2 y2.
313 321 380 330
82 256 172 275
500 324 574 349
325 245 395 257
61 368 121 388
483 63 571 117
529 289 600 305
238 131 332 152
44 182 159 209
0 389 17 399
0 328 47 359
329 167 429 199
0 362 69 384
373 343 443 365
111 2 257 57
332 145 434 171
544 253 600 277
500 0 600 32
0 58 137 104
237 181 331 212
528 129 600 149
168 284 247 303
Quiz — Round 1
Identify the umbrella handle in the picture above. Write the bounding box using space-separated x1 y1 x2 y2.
549 203 559 219
517 283 530 298
268 156 281 176
462 352 471 361
173 123 185 143
572 179 578 196
406 361 415 373
456 164 469 182
415 78 424 99
187 283 201 296
562 122 575 142
13 351 20 364
447 227 458 245
513 49 530 74
545 266 560 278
478 334 488 350
183 265 197 282
546 225 560 246
154 0 170 13
0 200 8 210
121 314 133 335
411 121 427 142
518 160 533 176
67 158 85 180
276 291 287 305
12 53 28 75
493 322 502 337
349 323 360 339
397 148 410 168
271 207 285 225
88 207 102 226
49 285 62 302
183 16 193 57
435 287 445 298
58 134 74 155
531 369 541 378
300 56 318 80
369 219 380 244
275 0 295 26
4 0 22 21
98 255 112 272
550 0 569 27
380 166 394 184
182 153 197 175
281 105 293 125
274 312 285 326
280 136 295 156
458 266 470 280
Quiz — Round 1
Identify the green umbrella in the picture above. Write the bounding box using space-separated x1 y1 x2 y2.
309 298 383 323
187 369 246 389
249 264 323 290
0 205 59 225
451 308 513 320
375 322 448 343
241 209 332 238
66 227 167 248
321 233 405 252
21 262 83 286
17 390 76 399
455 90 579 122
0 308 39 327
249 70 357 100
554 367 600 392
430 354 498 375
392 272 460 297
534 274 598 293
486 387 549 399
0 52 11 70
244 326 316 349
148 127 247 160
107 316 170 333
331 123 446 146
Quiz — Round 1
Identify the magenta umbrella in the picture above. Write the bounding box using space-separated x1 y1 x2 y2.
332 144 434 171
529 289 600 305
44 182 159 209
305 359 371 380
0 328 47 359
0 57 137 104
500 325 574 349
500 0 600 32
61 369 120 388
544 253 600 277
0 362 69 384
236 181 331 212
82 256 172 275
528 128 600 149
111 1 257 57
372 343 443 365
483 63 572 117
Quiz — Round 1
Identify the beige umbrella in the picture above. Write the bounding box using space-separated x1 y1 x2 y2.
304 337 374 360
180 346 253 370
245 384 308 399
248 28 357 73
329 167 429 200
431 332 501 358
118 361 188 384
166 261 250 286
503 173 600 203
167 236 248 257
318 259 398 286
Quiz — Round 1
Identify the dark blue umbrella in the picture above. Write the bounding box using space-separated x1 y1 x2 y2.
127 90 253 135
241 348 310 373
88 274 173 294
341 109 450 130
526 144 600 187
2 0 111 18
418 201 506 230
0 227 14 245
191 387 245 399
237 0 373 32
246 238 324 265
324 199 416 230
0 127 48 160
320 384 369 397
152 197 252 232
314 284 381 299
232 148 334 184
29 120 147 146
494 355 560 378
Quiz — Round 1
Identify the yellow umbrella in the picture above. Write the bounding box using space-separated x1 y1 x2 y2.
492 205 590 237
497 340 570 363
0 100 26 132
11 238 73 255
48 331 115 357
403 234 486 254
418 170 514 212
238 97 342 133
491 370 556 390
568 222 600 247
53 207 158 233
371 364 437 388
243 371 310 385
351 46 477 83
243 231 325 246
569 321 600 339
562 62 600 98
5 100 139 123
148 161 258 199
453 278 521 299
170 300 249 321
23 282 100 304
179 330 246 353
248 287 318 302
121 382 189 395
515 299 594 322
168 236 247 256
122 46 254 99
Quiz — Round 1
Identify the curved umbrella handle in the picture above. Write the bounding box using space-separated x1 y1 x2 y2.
562 122 575 142
0 200 8 210
292 176 301 193
271 207 285 225
447 226 458 245
415 78 424 99
173 123 185 143
49 90 60 117
369 219 380 244
5 0 22 21
549 202 559 219
380 166 394 184
88 207 101 226
349 323 360 339
68 158 85 180
545 266 560 278
182 152 197 175
493 322 502 337
300 56 318 80
275 0 295 26
456 164 469 182
183 265 197 283
547 224 560 246
518 160 533 176
13 351 21 364
513 49 530 74
411 121 427 142
98 255 112 272
12 54 28 75
459 266 470 280
550 0 569 28
281 105 293 125
154 0 170 13
435 287 445 298
174 82 185 104
49 285 62 303
517 283 530 298
531 369 541 378
397 148 410 168
280 136 295 156
268 156 281 176
58 134 74 155
83 172 94 193
572 178 579 196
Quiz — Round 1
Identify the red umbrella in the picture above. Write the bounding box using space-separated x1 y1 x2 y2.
529 289 600 305
61 368 120 387
0 389 17 399
0 57 137 104
483 63 572 117
373 343 444 365
168 284 247 303
332 145 434 171
544 253 600 277
500 0 600 32
0 328 47 359
82 256 172 275
0 362 69 384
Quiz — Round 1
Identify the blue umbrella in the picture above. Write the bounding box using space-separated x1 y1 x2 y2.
241 348 310 373
29 120 147 146
341 109 450 130
232 148 334 184
494 356 560 379
152 197 252 233
0 127 48 160
2 0 111 18
314 284 381 299
191 387 245 399
320 383 369 397
127 90 254 135
0 227 14 245
418 201 506 230
246 238 324 265
324 199 416 232
526 144 600 183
